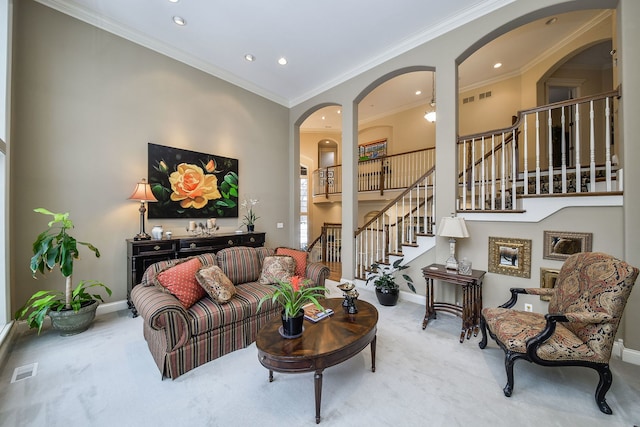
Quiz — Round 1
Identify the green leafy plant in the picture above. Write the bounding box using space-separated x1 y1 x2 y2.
257 276 326 318
366 258 416 293
14 208 111 333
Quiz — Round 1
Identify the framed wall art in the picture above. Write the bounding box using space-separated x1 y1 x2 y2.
358 138 387 161
543 231 592 261
488 236 532 278
539 267 560 301
147 143 239 219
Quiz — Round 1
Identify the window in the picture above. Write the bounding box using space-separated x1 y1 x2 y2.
0 0 10 328
300 166 308 249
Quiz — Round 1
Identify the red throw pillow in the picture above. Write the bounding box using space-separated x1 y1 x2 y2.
156 257 206 308
275 247 307 277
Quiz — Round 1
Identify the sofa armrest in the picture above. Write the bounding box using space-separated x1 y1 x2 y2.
130 284 191 351
306 261 330 287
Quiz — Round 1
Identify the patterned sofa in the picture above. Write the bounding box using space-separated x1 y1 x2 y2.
131 246 330 379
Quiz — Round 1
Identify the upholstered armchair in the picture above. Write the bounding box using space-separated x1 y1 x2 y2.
479 252 638 414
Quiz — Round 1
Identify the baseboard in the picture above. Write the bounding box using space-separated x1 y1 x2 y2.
0 321 17 373
614 340 640 366
96 299 129 316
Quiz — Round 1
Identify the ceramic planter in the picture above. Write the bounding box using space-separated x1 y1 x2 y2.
48 300 98 336
280 309 305 338
375 287 399 306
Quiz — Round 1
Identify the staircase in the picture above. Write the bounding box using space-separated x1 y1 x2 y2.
308 88 621 284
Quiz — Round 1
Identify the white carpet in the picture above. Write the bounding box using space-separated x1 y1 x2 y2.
1 285 639 427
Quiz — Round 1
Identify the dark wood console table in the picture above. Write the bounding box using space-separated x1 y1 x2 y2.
126 232 265 316
421 263 486 343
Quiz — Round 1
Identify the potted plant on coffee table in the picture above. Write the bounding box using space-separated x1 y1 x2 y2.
257 276 326 338
14 208 112 336
366 258 416 306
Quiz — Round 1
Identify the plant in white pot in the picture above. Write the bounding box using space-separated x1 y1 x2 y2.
14 208 112 335
366 258 416 306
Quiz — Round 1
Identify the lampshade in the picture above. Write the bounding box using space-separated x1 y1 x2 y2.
438 216 469 238
128 179 158 202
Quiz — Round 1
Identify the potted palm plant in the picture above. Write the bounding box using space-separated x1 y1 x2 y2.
14 208 111 336
366 258 416 306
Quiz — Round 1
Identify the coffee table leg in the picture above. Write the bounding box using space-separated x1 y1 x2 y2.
314 370 323 424
370 335 376 372
269 370 273 382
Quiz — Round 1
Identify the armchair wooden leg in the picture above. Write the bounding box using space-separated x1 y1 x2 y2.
479 314 488 349
503 351 519 397
595 364 613 415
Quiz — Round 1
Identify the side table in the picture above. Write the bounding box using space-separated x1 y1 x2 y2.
421 263 486 343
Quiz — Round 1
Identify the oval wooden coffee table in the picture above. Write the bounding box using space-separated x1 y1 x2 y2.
256 298 378 424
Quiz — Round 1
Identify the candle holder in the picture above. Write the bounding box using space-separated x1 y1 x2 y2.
337 282 359 314
186 220 219 236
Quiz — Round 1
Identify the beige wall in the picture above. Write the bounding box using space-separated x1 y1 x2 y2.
360 104 435 153
458 76 522 136
10 1 289 308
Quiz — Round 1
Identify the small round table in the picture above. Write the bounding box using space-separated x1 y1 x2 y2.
256 298 378 424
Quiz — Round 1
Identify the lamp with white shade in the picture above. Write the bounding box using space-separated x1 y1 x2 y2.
128 178 158 241
438 214 469 271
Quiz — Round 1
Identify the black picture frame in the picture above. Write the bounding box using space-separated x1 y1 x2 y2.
147 143 239 219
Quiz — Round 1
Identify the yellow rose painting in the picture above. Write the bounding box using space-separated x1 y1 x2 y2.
169 163 222 209
147 143 239 219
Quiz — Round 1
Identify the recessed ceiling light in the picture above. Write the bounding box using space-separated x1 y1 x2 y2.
493 62 502 69
244 54 255 62
415 90 422 95
168 0 179 3
546 17 558 25
337 109 341 114
278 57 288 65
173 16 186 26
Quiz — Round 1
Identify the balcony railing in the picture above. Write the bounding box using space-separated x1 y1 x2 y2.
312 148 435 198
457 88 621 211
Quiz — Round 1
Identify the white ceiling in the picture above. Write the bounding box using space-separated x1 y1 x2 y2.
37 0 517 106
35 1 611 130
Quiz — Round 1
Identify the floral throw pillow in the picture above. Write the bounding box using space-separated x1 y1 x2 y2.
155 257 206 309
259 256 296 284
196 265 236 304
275 247 307 277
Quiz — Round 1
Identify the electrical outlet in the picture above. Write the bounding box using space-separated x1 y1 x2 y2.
524 303 533 312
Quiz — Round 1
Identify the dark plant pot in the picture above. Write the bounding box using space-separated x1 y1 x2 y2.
375 287 400 306
49 300 98 336
247 224 255 232
280 309 305 338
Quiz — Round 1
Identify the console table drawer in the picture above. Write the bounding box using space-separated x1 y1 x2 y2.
241 233 265 246
130 240 176 256
178 236 242 253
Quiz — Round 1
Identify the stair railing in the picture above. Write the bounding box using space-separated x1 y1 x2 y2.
354 167 436 278
307 223 342 263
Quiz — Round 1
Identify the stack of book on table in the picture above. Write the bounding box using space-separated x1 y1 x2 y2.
303 302 334 322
